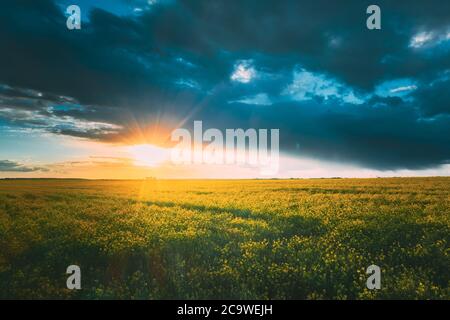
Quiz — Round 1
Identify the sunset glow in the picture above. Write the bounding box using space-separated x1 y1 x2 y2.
127 144 170 167
0 1 449 179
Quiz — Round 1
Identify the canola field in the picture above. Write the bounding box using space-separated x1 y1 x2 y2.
0 178 448 299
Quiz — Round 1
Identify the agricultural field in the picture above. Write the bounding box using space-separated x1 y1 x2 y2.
0 177 448 299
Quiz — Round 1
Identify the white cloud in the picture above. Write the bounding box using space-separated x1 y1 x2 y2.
230 93 272 106
282 67 363 104
390 85 417 94
409 32 434 48
375 78 418 99
409 30 450 49
0 106 122 135
283 68 337 101
230 60 256 83
175 78 200 89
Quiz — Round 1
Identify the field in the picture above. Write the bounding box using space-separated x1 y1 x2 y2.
0 178 449 299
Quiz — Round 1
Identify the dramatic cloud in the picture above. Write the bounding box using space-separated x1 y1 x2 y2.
0 0 449 171
412 72 450 117
0 160 48 172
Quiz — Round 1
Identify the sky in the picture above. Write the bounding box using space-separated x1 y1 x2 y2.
0 0 449 179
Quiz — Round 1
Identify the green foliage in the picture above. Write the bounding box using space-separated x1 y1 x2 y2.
0 178 448 299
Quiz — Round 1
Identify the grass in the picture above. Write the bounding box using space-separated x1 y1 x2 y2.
0 177 448 299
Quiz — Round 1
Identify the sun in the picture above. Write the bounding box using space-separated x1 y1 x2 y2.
127 144 170 167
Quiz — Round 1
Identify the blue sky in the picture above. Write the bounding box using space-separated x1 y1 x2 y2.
0 0 449 178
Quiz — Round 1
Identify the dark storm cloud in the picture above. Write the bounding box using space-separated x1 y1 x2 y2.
0 0 449 170
413 74 450 117
197 97 450 170
143 0 450 88
0 160 48 172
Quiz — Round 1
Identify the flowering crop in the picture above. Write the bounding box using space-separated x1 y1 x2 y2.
0 177 448 299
